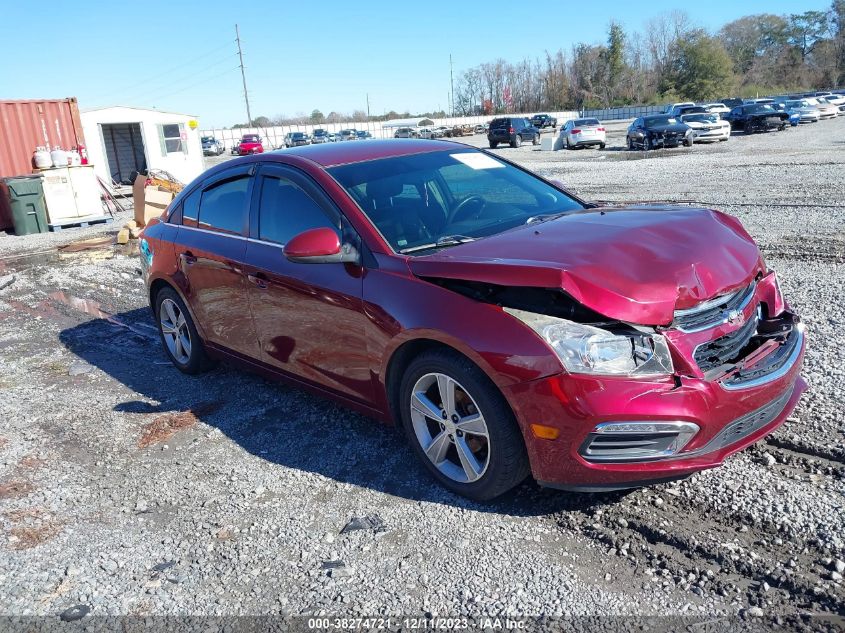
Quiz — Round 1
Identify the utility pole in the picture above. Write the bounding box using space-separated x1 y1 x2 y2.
449 54 455 117
235 24 252 126
366 93 370 119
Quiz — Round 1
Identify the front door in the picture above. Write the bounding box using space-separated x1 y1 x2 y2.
175 165 260 359
243 164 373 404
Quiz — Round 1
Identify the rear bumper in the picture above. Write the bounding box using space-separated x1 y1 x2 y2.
502 331 806 490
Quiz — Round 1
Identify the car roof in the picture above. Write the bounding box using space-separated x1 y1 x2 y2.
272 138 469 167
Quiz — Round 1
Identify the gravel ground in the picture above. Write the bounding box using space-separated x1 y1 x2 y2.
0 118 843 626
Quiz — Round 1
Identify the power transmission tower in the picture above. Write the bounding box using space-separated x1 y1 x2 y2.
236 24 252 126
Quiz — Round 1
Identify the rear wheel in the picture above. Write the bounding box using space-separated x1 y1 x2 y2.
489 141 498 149
399 350 530 501
155 287 213 375
511 135 521 148
599 142 606 150
532 133 540 145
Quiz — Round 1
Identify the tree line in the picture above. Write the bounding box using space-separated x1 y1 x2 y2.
453 3 845 114
228 3 844 127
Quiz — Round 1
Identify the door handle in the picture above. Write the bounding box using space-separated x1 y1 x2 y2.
247 272 268 289
180 252 197 266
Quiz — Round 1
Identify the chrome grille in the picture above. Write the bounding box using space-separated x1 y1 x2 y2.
673 282 756 332
693 309 760 374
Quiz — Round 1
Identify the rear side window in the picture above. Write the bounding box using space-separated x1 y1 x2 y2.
197 176 249 234
258 176 337 245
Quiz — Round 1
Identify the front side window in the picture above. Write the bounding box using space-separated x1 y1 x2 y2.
258 176 337 245
197 176 249 234
329 150 584 254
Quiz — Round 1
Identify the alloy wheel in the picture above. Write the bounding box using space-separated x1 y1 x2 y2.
409 372 490 483
159 298 192 364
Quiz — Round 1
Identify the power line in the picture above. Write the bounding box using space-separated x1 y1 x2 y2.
144 66 241 105
116 53 239 105
93 41 236 102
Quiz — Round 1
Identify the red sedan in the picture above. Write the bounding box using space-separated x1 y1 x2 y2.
138 140 806 500
237 134 264 155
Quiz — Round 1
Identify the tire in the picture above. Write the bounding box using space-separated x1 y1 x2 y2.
599 142 606 150
644 136 652 151
398 349 530 501
532 133 539 146
626 137 633 151
511 135 521 148
683 138 693 148
489 141 498 149
155 287 214 375
566 137 573 150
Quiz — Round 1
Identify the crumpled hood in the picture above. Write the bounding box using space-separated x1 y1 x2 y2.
408 206 765 326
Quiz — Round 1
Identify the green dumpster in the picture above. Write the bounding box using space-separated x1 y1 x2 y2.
4 176 48 235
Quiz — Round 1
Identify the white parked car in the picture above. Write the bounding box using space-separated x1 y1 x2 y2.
560 118 606 149
808 97 839 118
701 102 730 116
680 112 731 142
418 127 435 139
665 102 695 116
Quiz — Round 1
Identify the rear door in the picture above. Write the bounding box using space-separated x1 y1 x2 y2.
175 165 260 359
243 164 373 403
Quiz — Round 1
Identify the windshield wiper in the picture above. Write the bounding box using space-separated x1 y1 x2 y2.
525 210 571 225
399 235 476 254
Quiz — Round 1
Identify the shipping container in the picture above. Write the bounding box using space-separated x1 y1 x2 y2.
0 98 86 180
0 98 86 230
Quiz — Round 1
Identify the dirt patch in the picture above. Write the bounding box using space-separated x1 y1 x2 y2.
0 479 35 500
4 507 63 550
17 455 45 470
0 437 8 450
7 522 63 550
137 401 222 449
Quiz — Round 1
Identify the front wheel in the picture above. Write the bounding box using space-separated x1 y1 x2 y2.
512 135 521 148
532 133 539 145
399 350 530 501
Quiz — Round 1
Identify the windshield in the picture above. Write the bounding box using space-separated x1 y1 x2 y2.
242 135 259 142
292 133 305 138
683 114 718 123
749 104 776 113
201 137 213 143
328 150 585 254
644 116 678 128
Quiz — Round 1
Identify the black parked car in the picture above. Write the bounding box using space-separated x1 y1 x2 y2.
723 104 789 133
626 115 693 150
719 98 745 109
530 114 557 129
487 117 540 148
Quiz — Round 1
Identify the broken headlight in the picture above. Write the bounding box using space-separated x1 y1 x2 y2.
504 308 674 376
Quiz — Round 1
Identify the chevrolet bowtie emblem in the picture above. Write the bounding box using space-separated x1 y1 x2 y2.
726 309 744 325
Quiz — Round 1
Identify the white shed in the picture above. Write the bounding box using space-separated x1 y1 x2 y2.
382 117 435 129
80 106 204 186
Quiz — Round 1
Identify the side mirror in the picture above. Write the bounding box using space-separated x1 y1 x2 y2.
550 179 567 190
283 227 359 264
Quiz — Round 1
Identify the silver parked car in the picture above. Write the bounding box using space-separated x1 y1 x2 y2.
560 118 606 149
782 100 821 123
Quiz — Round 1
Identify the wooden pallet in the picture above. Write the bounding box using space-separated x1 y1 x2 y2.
48 215 114 232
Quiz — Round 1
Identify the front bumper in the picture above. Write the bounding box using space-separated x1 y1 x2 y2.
502 305 806 490
691 128 730 142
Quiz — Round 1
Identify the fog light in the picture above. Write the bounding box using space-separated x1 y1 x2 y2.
580 421 699 462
